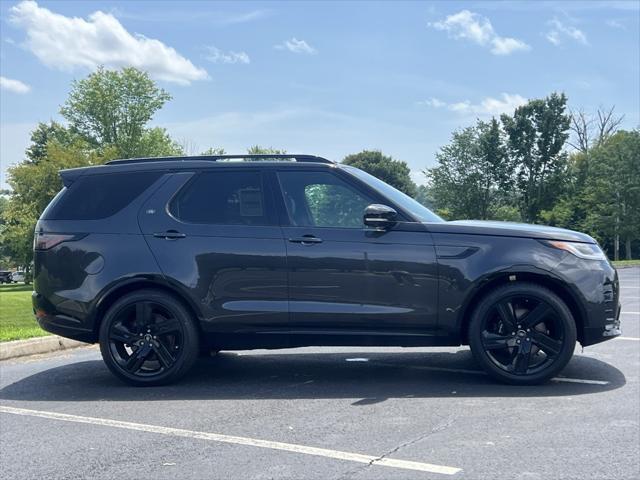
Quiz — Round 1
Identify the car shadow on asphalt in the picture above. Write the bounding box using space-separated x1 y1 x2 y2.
0 349 626 403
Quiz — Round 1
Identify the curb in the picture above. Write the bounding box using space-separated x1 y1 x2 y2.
0 336 88 361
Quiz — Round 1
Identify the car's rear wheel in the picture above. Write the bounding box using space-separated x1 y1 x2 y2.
469 282 576 385
99 290 199 386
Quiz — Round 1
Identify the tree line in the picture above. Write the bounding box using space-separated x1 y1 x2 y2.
0 67 638 274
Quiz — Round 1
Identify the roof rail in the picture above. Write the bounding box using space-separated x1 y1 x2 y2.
106 154 333 165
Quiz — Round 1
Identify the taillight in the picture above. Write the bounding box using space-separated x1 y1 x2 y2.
33 233 85 250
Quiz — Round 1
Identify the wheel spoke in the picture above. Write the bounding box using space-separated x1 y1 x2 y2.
135 302 153 325
512 342 532 374
154 317 181 336
496 300 517 331
482 332 512 350
530 331 562 356
519 303 551 330
111 324 135 344
125 344 152 373
152 341 175 369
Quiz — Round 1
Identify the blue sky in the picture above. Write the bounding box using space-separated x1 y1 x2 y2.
1 0 639 189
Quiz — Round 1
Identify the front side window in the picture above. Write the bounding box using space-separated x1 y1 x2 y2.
170 170 271 225
277 171 374 228
342 166 444 223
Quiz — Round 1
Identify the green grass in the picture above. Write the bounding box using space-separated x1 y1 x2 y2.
612 259 640 268
0 284 48 342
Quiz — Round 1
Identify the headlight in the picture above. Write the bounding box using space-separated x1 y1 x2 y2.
544 240 607 261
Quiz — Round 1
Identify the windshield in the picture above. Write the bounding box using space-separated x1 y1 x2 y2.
343 166 444 223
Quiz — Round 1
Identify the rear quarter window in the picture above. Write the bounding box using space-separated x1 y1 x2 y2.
43 171 162 220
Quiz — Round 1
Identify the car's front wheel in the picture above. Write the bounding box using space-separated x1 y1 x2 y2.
469 282 577 385
99 289 199 386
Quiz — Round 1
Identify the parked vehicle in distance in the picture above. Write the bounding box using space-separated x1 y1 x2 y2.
10 271 25 283
0 271 12 284
32 154 621 386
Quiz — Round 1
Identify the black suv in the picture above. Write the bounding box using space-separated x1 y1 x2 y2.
33 154 621 386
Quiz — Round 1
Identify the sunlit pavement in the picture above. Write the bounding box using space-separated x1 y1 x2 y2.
1 267 638 480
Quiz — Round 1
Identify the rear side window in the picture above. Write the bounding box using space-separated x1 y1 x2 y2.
169 170 273 225
44 171 162 220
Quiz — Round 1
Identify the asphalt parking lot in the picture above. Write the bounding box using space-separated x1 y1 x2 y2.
1 268 638 480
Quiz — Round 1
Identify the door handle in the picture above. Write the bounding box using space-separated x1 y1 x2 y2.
288 235 323 245
153 230 186 240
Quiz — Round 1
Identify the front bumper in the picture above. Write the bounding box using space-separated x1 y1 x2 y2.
582 301 622 346
550 254 621 347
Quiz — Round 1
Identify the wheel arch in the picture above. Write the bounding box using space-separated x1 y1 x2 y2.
459 271 587 345
92 277 204 340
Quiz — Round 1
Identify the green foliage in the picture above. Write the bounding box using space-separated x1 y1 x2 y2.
426 118 511 220
581 130 640 259
1 140 117 271
414 184 435 209
1 67 181 269
342 150 417 197
492 205 522 222
25 121 76 164
501 93 571 222
247 145 287 155
60 67 171 158
134 127 184 158
539 130 639 259
304 183 370 228
201 147 227 155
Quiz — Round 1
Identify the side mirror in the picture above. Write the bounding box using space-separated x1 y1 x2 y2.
363 204 397 230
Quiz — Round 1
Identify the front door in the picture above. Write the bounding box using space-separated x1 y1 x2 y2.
275 169 438 333
139 169 288 334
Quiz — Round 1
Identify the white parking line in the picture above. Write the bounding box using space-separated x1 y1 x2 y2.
621 311 640 315
0 406 461 476
616 336 640 341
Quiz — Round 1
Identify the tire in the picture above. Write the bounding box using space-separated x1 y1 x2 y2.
99 289 200 386
468 282 577 386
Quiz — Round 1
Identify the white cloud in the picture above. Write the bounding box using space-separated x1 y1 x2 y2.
112 8 268 25
429 10 530 55
417 98 446 108
0 76 31 94
419 93 528 116
275 38 317 55
205 46 250 64
605 19 625 29
9 1 208 85
545 18 589 46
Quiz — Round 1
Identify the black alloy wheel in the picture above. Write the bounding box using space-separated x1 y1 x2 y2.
469 283 577 385
99 290 199 386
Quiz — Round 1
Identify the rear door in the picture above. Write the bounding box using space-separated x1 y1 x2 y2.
138 168 289 333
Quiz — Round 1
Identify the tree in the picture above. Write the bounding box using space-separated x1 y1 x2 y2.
426 118 512 220
247 145 287 155
1 140 117 273
133 127 184 158
342 150 417 197
414 184 435 209
569 106 624 153
501 93 571 222
25 121 76 164
60 67 172 158
201 147 226 155
581 130 640 260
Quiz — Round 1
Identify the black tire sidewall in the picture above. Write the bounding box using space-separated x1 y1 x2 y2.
99 290 199 386
469 283 577 385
